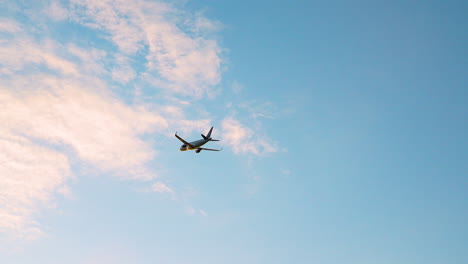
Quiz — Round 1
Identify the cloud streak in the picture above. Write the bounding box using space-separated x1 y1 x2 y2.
221 118 276 155
0 136 71 240
0 75 167 238
64 0 222 97
0 18 21 33
151 182 174 194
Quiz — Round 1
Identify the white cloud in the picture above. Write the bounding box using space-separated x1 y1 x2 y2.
0 37 78 75
239 101 275 120
69 0 152 54
221 118 277 155
1 78 166 179
0 18 21 33
192 13 223 34
0 76 169 237
67 44 107 76
151 182 174 194
0 136 71 240
46 1 69 21
198 209 207 216
67 0 222 98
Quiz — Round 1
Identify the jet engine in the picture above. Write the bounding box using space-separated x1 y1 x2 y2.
196 149 202 153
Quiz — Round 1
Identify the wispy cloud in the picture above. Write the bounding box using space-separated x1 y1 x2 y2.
0 77 167 238
230 80 244 94
0 37 78 75
0 0 224 238
62 0 223 98
185 206 207 217
151 182 174 194
221 117 277 155
0 136 71 240
46 1 70 21
0 18 21 33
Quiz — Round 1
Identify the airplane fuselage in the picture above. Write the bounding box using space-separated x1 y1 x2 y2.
180 139 209 151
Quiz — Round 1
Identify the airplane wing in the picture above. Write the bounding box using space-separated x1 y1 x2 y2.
198 147 223 151
175 133 194 148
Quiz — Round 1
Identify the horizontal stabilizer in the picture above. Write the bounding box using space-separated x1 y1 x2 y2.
198 147 222 151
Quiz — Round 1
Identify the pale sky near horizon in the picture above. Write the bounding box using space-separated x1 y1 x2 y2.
0 0 467 263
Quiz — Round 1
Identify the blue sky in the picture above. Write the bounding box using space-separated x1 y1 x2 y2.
0 0 466 263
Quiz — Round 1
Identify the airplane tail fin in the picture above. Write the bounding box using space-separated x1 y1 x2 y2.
202 127 214 140
207 126 213 138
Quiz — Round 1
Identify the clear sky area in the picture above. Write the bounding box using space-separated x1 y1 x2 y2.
0 0 467 263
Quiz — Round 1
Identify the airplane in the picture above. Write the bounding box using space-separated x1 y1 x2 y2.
175 127 222 153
